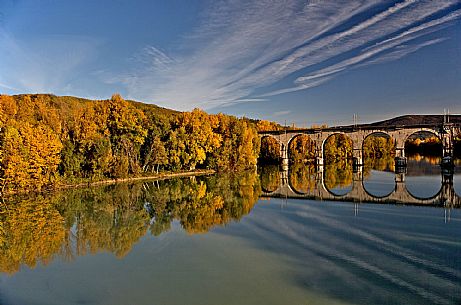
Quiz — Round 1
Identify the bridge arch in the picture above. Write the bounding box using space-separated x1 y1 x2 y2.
403 129 443 161
403 128 441 143
322 132 353 163
361 174 395 199
322 180 351 198
391 128 441 150
322 165 353 198
362 131 393 146
259 135 282 164
361 131 396 170
287 133 316 163
287 164 317 194
405 182 442 201
362 185 394 200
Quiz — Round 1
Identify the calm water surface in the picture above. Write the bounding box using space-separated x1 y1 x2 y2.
1 156 460 305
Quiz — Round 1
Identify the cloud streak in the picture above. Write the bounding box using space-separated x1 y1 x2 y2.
115 0 460 110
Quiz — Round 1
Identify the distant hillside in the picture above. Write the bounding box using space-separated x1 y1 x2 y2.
366 115 461 127
12 94 179 118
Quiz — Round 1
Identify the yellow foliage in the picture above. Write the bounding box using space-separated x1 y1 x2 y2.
0 198 66 274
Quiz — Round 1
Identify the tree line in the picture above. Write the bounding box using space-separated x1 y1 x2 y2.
0 94 260 192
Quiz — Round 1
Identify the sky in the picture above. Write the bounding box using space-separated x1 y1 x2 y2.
0 0 460 126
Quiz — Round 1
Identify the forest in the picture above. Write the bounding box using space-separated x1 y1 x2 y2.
0 94 260 192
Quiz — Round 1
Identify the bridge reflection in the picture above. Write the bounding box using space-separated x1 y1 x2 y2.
260 164 461 207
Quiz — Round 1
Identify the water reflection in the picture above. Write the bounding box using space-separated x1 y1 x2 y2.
0 160 460 305
288 163 316 193
259 156 461 206
0 172 261 274
258 165 280 193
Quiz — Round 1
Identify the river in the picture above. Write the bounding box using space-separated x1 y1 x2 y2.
0 155 460 305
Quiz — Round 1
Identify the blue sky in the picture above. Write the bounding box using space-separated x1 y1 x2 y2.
0 0 460 125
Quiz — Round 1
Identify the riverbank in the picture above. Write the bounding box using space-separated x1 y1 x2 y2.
1 169 216 197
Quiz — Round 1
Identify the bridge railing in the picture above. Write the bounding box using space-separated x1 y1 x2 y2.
258 123 461 135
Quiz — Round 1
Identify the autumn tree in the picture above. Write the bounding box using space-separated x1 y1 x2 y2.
207 114 259 171
324 134 353 162
363 135 395 158
259 136 280 164
256 120 280 132
142 135 168 173
0 196 66 273
0 93 267 191
106 94 147 177
167 109 222 170
289 134 315 163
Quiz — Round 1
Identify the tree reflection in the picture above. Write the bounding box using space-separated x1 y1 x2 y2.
258 165 280 192
0 195 66 273
324 161 354 190
0 171 261 274
363 155 395 174
289 163 316 193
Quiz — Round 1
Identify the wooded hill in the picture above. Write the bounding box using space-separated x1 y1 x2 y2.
367 114 461 127
0 94 260 192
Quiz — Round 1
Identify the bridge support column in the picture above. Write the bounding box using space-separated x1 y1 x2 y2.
441 124 454 168
352 170 363 183
316 157 324 167
352 148 363 168
441 172 454 206
351 170 364 202
314 138 324 167
280 167 289 186
280 144 289 169
395 146 407 168
394 172 406 196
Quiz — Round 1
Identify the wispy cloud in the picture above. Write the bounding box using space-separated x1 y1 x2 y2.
273 110 292 117
106 1 461 110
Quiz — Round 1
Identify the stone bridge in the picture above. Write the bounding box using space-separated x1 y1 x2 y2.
261 169 461 207
259 122 461 167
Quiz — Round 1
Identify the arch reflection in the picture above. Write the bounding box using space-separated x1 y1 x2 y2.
323 161 353 196
260 164 460 207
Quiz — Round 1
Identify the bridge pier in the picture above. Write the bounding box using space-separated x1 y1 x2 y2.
394 146 407 168
352 148 363 168
441 123 454 168
314 138 325 167
281 143 289 169
316 157 324 167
